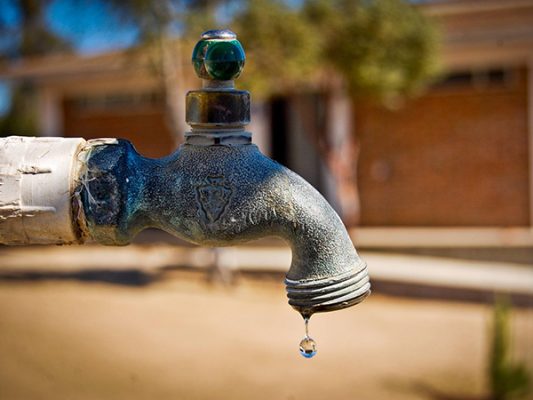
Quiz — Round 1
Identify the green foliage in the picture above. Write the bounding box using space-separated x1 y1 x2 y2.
307 0 440 100
489 298 530 400
235 0 440 102
234 0 321 97
0 0 441 131
0 83 38 137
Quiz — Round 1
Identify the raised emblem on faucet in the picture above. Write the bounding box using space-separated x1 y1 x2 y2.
196 175 233 224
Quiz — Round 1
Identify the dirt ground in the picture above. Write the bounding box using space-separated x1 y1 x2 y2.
0 271 532 400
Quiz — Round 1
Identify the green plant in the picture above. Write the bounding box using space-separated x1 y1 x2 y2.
489 297 530 400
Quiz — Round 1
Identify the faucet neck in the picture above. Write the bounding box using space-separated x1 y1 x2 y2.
185 88 250 132
202 79 235 90
186 30 250 135
184 129 251 146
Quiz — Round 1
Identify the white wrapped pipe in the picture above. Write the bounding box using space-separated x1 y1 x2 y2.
0 136 87 245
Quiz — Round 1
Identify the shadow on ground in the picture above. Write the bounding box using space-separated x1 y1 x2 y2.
0 269 158 286
384 378 489 400
413 383 488 400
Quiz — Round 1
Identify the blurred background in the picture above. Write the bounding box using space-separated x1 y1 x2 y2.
0 0 532 399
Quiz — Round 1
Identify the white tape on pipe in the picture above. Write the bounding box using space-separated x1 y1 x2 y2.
0 136 86 244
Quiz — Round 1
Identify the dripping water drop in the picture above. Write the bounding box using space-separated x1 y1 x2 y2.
299 316 317 359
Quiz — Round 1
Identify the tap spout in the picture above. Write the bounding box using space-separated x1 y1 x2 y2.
79 138 370 316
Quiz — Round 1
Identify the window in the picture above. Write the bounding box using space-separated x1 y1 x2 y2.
433 68 514 89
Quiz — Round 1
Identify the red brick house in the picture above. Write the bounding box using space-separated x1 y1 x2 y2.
357 0 533 229
1 0 532 246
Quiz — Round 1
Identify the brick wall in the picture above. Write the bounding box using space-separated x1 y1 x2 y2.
62 93 175 159
355 67 530 226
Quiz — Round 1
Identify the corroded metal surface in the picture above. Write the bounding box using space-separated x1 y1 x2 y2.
79 139 369 315
186 90 250 128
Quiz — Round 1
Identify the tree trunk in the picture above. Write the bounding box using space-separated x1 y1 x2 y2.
292 91 361 226
323 91 361 226
158 38 187 147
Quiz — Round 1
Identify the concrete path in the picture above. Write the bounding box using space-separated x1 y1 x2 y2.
0 244 531 300
1 276 532 400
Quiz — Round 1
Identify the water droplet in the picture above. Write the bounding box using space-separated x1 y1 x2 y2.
298 316 317 358
299 336 317 358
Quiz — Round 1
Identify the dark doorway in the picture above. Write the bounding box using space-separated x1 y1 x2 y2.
270 96 289 167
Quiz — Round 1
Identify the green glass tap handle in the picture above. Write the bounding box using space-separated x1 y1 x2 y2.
192 29 245 81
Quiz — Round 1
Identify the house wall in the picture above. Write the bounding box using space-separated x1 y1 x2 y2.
62 91 176 158
355 67 530 227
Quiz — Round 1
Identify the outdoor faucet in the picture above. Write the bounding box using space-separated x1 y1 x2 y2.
0 30 370 316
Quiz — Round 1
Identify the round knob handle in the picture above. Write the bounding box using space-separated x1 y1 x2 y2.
192 29 245 81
